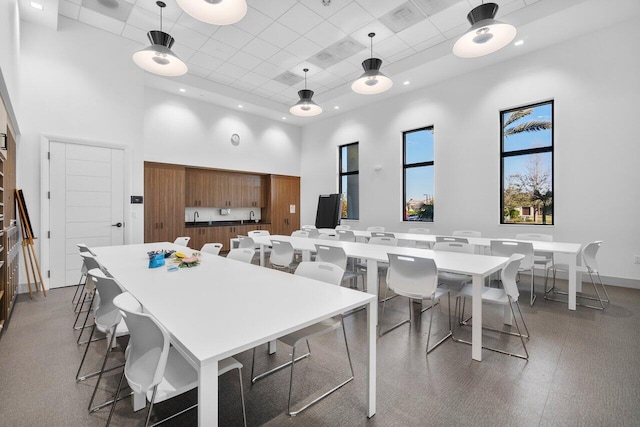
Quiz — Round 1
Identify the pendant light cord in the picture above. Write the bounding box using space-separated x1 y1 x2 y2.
160 6 163 32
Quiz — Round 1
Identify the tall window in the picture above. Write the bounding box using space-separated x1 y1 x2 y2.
501 100 554 224
403 127 434 222
339 142 359 220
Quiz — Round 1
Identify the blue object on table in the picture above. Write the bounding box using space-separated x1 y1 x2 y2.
149 253 165 268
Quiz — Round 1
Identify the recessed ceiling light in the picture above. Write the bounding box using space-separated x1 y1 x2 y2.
281 117 287 120
514 40 524 46
403 81 410 85
179 88 186 93
238 105 243 109
334 106 340 110
30 1 43 10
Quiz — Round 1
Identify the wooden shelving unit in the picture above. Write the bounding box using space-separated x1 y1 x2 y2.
0 125 17 336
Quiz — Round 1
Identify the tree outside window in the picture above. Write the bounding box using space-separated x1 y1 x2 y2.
501 101 554 224
403 127 434 222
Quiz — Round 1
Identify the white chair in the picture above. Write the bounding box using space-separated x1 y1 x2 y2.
173 236 190 247
237 236 255 249
335 224 351 230
550 241 609 310
74 253 107 339
107 292 246 427
433 241 475 290
200 243 223 255
227 248 255 263
367 226 385 232
360 236 397 297
248 229 270 238
380 254 452 354
301 225 320 238
371 231 395 238
269 240 296 272
435 236 469 244
408 228 431 249
318 233 337 240
336 230 355 242
516 233 555 291
315 244 365 290
291 230 309 238
456 254 530 360
250 262 353 416
452 230 481 238
72 244 93 304
368 236 397 247
491 240 536 306
77 269 139 413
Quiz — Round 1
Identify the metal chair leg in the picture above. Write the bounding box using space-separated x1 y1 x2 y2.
106 368 126 427
145 386 158 427
88 328 118 412
238 368 247 427
76 323 96 381
72 272 86 304
252 342 311 384
426 292 452 354
287 321 354 416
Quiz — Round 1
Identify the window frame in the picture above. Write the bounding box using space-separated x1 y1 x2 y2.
402 126 435 223
338 141 359 220
500 100 554 225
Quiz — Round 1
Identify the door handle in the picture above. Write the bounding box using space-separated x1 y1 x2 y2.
112 222 123 228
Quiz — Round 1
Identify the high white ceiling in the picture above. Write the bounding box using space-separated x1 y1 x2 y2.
18 0 640 125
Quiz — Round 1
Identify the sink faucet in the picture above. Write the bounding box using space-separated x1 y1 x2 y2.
249 211 255 222
193 211 199 225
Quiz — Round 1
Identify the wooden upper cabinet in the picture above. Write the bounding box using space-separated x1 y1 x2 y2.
144 163 185 243
186 168 265 208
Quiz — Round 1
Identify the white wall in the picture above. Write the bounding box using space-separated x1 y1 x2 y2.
300 17 640 284
144 87 301 176
0 0 21 129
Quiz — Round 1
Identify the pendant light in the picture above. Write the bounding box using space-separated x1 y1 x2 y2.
351 33 393 95
453 2 517 58
290 68 322 117
176 0 247 25
132 1 188 77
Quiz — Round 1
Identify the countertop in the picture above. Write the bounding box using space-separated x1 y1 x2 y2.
185 220 269 228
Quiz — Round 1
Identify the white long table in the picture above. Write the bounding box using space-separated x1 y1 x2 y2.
318 230 583 311
253 235 508 362
92 243 377 426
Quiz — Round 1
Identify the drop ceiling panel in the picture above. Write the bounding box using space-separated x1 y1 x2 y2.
354 0 409 19
299 0 348 18
188 51 224 71
175 11 218 36
233 7 273 36
304 20 347 48
169 24 209 50
278 3 324 34
242 38 281 61
284 37 323 59
250 0 298 20
327 2 375 34
121 23 146 43
227 51 263 70
210 25 253 49
378 1 426 33
258 21 301 48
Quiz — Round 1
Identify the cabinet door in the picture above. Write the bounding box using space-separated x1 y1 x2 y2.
185 169 207 207
270 175 300 236
144 163 185 243
207 171 231 207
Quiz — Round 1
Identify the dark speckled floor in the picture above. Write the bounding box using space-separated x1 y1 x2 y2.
1 277 639 426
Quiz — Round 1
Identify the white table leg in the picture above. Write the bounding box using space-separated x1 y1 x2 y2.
302 249 311 262
268 340 277 355
198 360 218 427
132 391 145 412
259 244 265 267
472 273 483 361
366 259 378 298
568 256 577 310
366 297 377 418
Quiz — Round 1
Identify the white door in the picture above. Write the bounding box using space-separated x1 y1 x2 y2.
49 141 124 288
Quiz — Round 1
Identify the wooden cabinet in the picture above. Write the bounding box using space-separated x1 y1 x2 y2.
185 169 266 208
144 163 186 243
0 126 17 335
267 175 300 236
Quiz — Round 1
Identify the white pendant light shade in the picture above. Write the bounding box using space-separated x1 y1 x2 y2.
290 89 322 117
176 0 247 25
290 68 322 117
351 33 392 95
453 3 516 58
133 2 187 77
351 58 393 95
133 31 188 77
